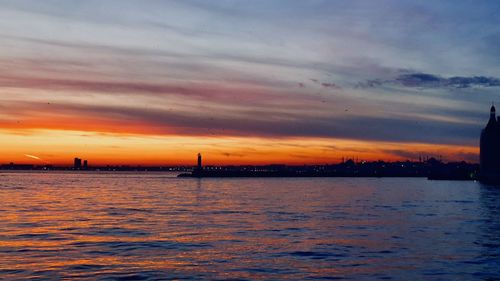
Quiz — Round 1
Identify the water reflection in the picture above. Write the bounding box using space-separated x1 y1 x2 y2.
0 173 498 280
476 184 500 278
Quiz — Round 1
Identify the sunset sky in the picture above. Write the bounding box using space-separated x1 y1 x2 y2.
0 0 499 165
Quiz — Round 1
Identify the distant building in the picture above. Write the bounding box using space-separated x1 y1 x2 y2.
83 160 88 170
1 163 34 170
74 158 82 169
480 105 500 183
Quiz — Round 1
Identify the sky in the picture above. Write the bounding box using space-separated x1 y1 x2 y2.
0 0 499 165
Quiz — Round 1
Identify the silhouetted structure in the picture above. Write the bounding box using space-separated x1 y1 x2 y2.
480 104 500 184
0 162 35 170
74 158 82 169
190 153 203 177
0 162 190 172
179 154 478 180
0 156 478 178
197 153 202 170
83 160 88 170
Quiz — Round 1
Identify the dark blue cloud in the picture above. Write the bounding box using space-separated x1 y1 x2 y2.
359 73 500 89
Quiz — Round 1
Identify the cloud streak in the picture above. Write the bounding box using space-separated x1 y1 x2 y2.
0 100 481 146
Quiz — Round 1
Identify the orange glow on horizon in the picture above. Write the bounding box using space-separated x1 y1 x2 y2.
0 129 478 166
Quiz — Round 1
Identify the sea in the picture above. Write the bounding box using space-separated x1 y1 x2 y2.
0 172 499 280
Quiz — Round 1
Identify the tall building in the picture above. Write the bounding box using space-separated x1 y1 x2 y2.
74 157 82 169
83 160 88 170
480 105 500 183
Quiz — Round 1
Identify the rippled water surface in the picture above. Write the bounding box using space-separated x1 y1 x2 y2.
0 172 499 280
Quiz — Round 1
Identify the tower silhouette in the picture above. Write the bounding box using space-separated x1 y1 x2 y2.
480 104 500 183
197 153 202 171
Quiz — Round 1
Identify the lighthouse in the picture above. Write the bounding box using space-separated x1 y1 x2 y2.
197 153 202 171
